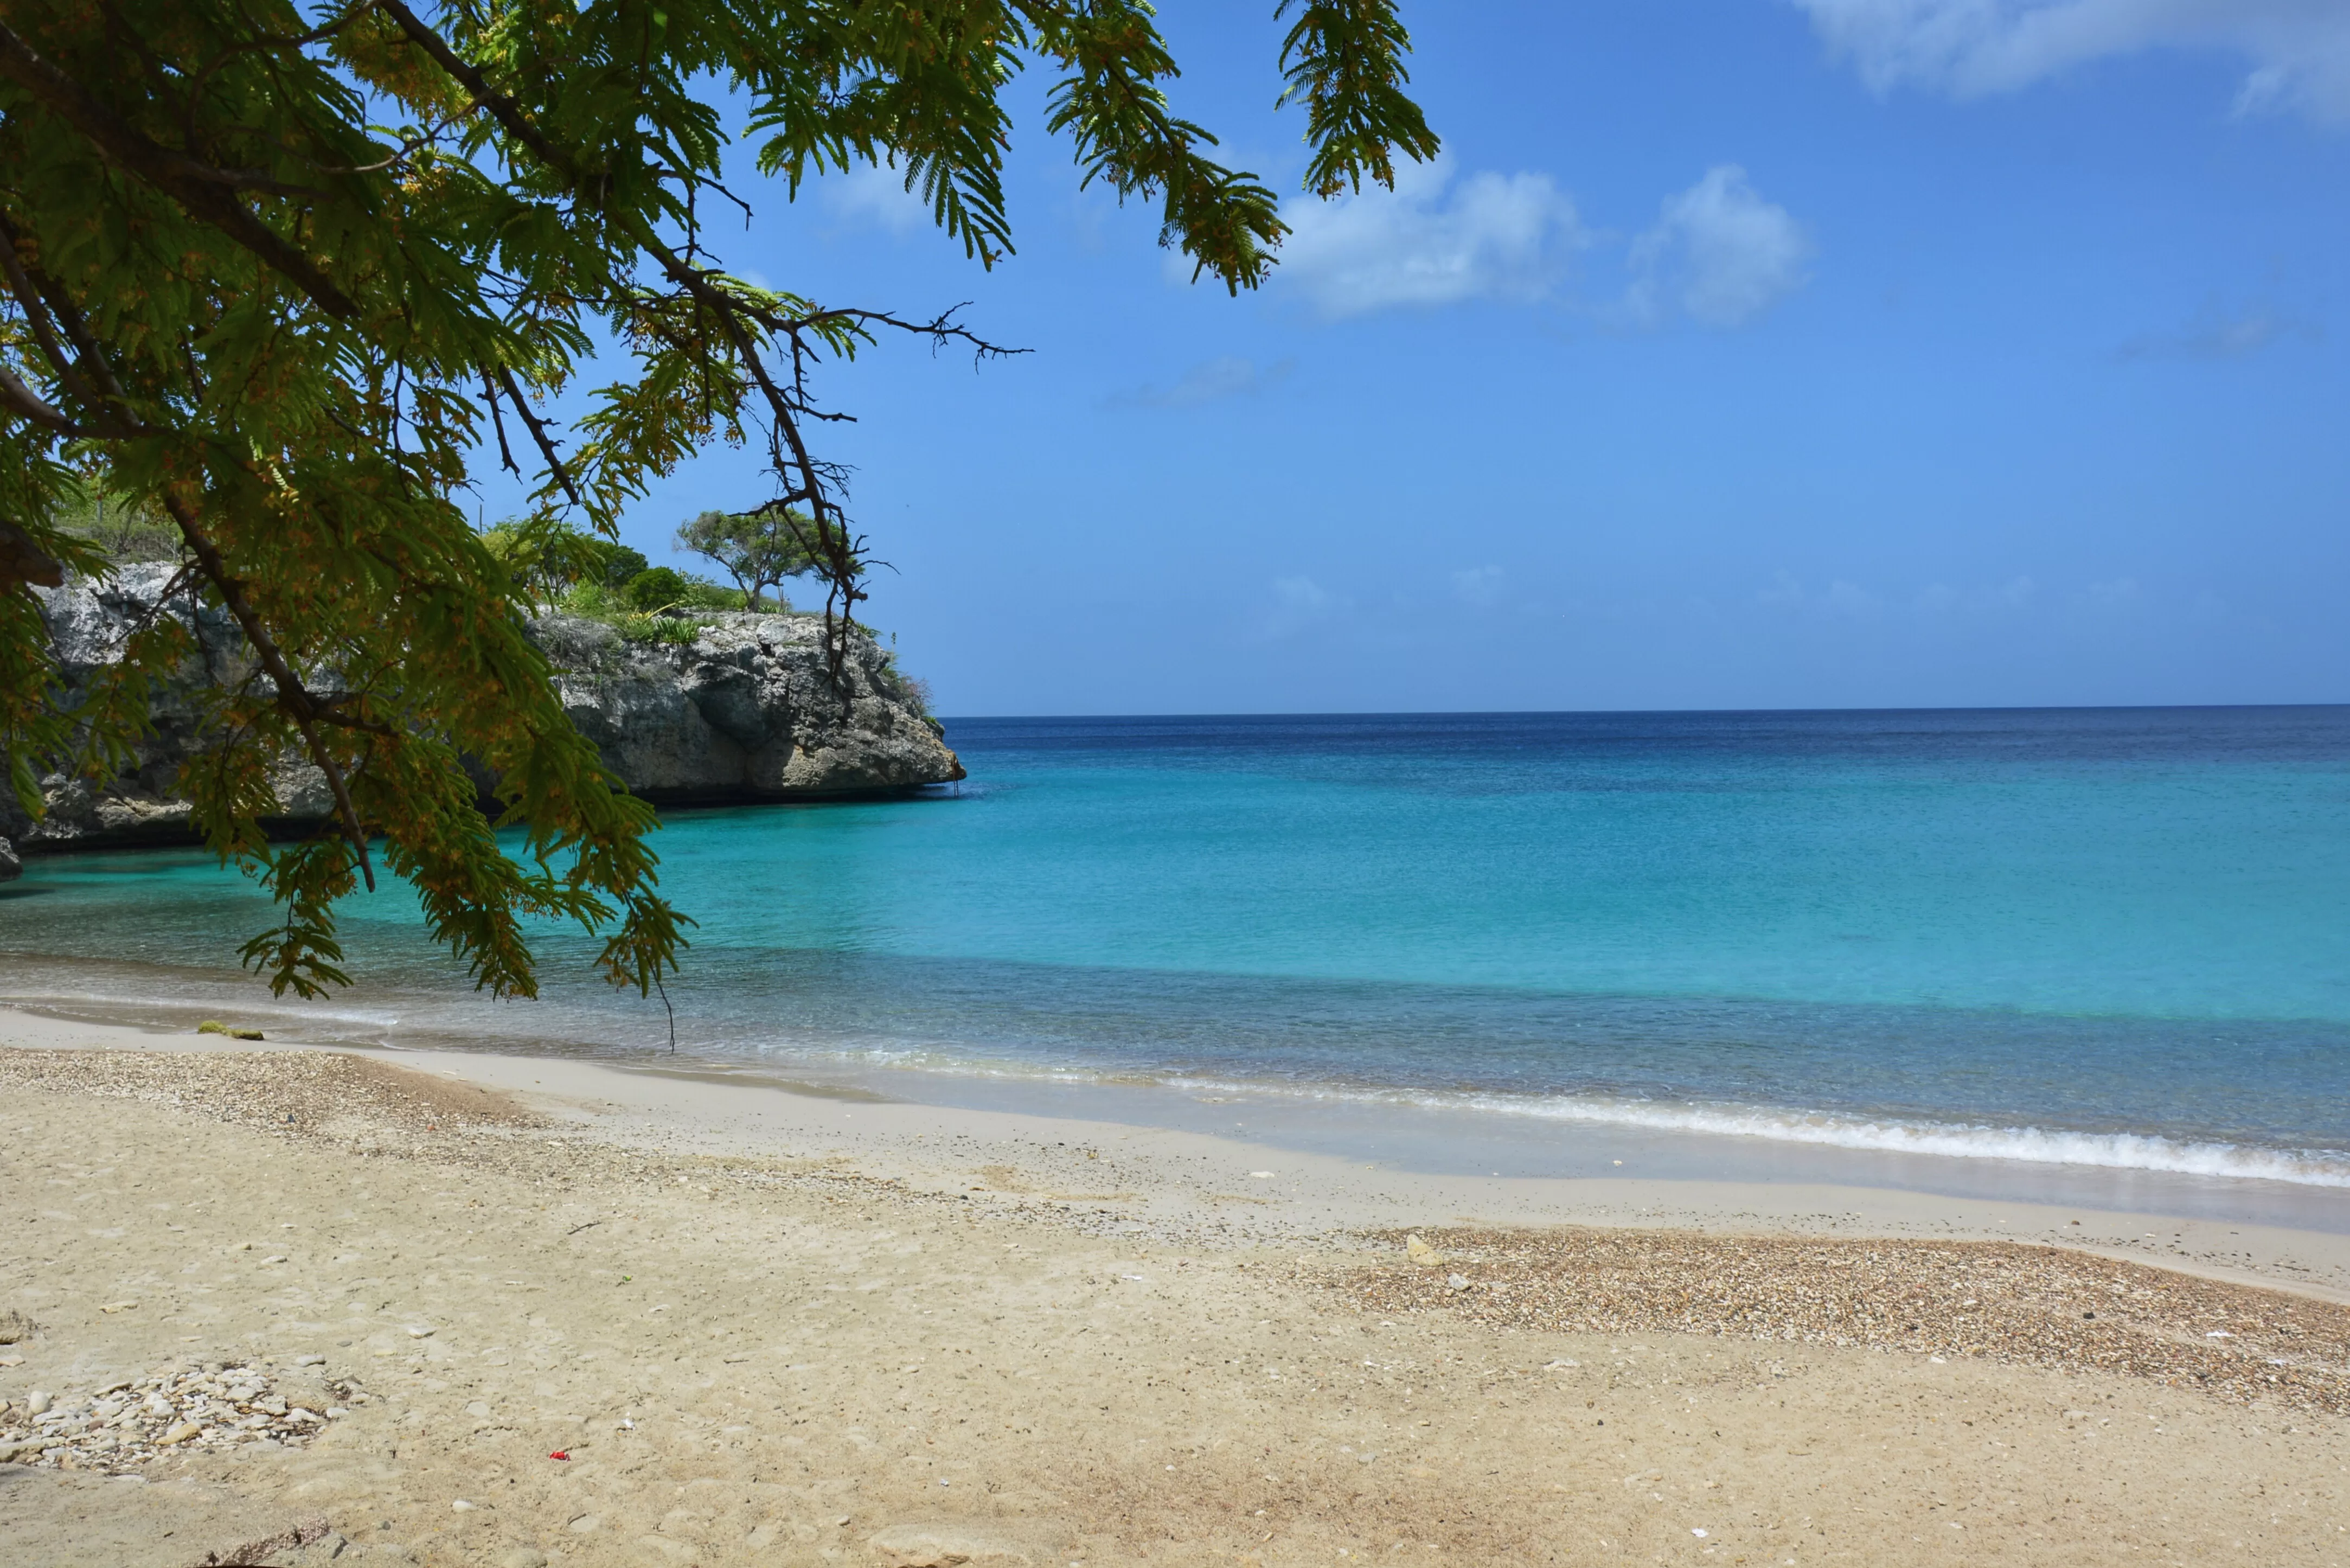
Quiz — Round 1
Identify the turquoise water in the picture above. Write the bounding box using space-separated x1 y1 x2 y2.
6 707 2350 1185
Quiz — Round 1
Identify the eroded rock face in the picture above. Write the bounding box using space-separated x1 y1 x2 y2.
1 567 961 855
3 563 245 851
535 610 965 801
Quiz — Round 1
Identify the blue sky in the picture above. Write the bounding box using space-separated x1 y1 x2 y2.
588 0 2350 715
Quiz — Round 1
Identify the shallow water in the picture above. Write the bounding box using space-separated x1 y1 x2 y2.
7 706 2349 1196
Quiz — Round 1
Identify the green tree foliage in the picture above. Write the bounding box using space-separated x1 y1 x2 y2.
480 516 615 609
675 508 815 610
621 566 690 614
0 0 1438 1000
602 547 650 589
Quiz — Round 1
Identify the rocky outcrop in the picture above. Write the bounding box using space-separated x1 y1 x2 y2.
1 565 962 856
535 609 964 802
2 564 289 854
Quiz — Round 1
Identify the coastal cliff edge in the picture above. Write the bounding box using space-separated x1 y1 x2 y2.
0 562 962 869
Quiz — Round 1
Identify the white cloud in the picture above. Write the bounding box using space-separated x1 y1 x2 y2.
1789 0 2350 123
2116 298 2320 360
1920 575 2039 612
1274 575 1335 613
1259 574 1348 639
2084 575 2143 606
1625 167 1815 328
1275 154 1586 318
1770 572 2038 618
1451 566 1505 606
1107 356 1294 409
821 162 932 234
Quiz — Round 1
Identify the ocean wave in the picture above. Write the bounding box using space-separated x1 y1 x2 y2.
709 1041 2350 1188
2 985 411 1034
749 1042 2350 1188
1151 1074 2350 1187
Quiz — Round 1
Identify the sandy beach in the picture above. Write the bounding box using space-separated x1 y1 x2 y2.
4 1008 2349 1567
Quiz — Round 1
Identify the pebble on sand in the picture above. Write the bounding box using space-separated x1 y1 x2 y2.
0 1359 363 1474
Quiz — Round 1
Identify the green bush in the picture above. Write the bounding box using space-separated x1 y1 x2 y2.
677 576 751 611
558 580 615 616
623 567 750 613
481 516 614 607
623 566 689 612
553 571 775 641
893 673 935 716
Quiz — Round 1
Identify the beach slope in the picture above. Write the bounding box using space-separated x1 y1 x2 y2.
3 1028 2347 1567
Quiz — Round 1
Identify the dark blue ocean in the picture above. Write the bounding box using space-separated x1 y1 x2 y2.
6 707 2350 1189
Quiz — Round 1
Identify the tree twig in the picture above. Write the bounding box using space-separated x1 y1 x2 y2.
492 366 586 513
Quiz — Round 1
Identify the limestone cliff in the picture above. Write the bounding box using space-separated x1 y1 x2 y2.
0 564 962 865
534 607 963 801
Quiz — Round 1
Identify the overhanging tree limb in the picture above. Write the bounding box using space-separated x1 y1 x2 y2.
159 489 380 892
0 0 1437 997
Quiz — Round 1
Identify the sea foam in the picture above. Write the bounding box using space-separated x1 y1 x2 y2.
1154 1074 2350 1188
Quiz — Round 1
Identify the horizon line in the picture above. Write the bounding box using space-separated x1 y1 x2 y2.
933 700 2350 723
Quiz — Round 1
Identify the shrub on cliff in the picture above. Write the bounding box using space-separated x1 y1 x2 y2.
621 567 691 615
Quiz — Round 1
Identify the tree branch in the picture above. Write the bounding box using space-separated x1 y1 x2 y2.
0 18 360 320
492 366 586 513
0 517 64 587
373 0 575 178
0 364 84 436
158 491 377 892
0 215 111 423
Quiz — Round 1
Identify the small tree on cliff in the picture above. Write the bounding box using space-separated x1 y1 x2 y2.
603 547 651 590
0 0 1437 1000
676 509 818 611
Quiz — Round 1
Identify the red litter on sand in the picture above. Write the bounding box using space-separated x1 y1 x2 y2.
549 1450 569 1461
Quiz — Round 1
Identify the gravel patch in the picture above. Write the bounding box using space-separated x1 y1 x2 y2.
1346 1226 2350 1415
0 1357 368 1474
0 1046 544 1141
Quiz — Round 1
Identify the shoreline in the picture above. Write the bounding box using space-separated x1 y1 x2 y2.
8 1003 2350 1301
8 937 2350 1221
5 1019 2350 1566
7 986 2350 1252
